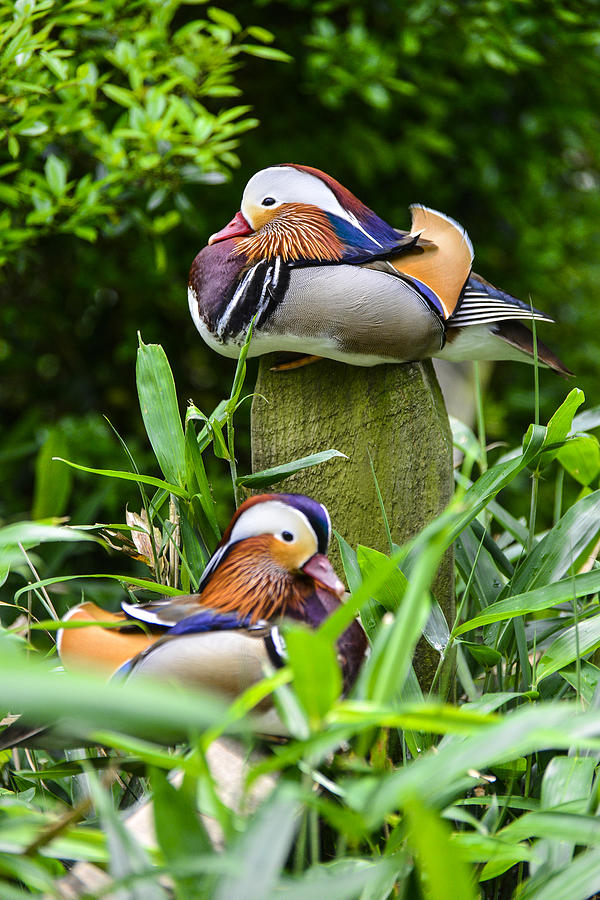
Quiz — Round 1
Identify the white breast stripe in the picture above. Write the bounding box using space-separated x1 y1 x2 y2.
217 264 261 338
271 256 281 290
253 265 274 324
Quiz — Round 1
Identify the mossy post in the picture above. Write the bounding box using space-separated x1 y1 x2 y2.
250 356 454 690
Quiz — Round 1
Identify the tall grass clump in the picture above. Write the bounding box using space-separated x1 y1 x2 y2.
1 340 600 899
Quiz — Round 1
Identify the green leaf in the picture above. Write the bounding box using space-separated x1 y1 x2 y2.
0 521 95 551
237 450 346 488
358 704 600 828
533 755 596 876
14 573 184 602
285 626 342 729
405 799 477 900
557 433 600 486
238 44 292 62
536 615 600 683
102 83 136 107
152 769 212 900
184 422 220 547
508 490 600 594
0 652 235 745
136 337 186 487
212 785 300 900
32 426 72 519
518 846 600 900
54 457 189 499
207 7 241 33
446 423 547 547
44 154 67 196
462 641 502 667
536 389 585 470
454 569 600 635
88 771 168 900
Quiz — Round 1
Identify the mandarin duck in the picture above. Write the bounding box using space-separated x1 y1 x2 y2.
0 494 367 746
188 164 569 374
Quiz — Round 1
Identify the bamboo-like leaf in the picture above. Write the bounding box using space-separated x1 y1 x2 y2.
518 846 600 900
32 426 72 519
454 569 600 635
184 421 220 546
357 704 600 828
285 626 342 729
536 388 585 470
137 337 186 487
54 457 189 499
88 771 168 900
405 799 477 900
507 490 600 594
271 858 398 899
0 521 96 550
14 573 184 602
557 433 600 486
213 785 300 900
237 450 346 488
152 769 212 900
445 423 547 546
535 615 600 683
510 755 596 878
0 652 235 744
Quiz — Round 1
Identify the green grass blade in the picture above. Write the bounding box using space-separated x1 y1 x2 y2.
237 450 347 488
536 615 600 683
406 798 477 900
137 336 186 487
285 626 342 729
455 569 600 635
14 573 184 602
213 785 300 900
54 457 189 499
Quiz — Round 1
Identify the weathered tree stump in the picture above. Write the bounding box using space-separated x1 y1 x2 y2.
251 356 454 689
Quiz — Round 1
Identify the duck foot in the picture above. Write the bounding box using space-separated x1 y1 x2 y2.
270 354 322 372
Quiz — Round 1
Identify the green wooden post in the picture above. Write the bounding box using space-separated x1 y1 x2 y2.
251 356 454 690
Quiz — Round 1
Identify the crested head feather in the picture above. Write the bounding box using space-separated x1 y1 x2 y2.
280 164 376 223
196 493 334 622
277 164 402 249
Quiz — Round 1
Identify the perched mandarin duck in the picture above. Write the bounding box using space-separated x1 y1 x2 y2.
0 494 366 746
188 164 569 374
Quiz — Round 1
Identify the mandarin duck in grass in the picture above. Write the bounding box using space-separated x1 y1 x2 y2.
0 494 366 747
188 164 570 374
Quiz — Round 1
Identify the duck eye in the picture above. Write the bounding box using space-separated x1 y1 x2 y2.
281 530 294 542
261 197 276 207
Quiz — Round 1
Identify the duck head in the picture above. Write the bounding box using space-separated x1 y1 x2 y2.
198 493 346 623
208 164 404 264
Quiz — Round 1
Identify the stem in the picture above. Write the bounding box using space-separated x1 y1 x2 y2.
527 470 539 554
168 495 180 589
553 466 564 525
227 413 240 508
473 361 488 473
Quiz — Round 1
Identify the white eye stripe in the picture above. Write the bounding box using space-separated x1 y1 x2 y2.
242 166 356 228
225 500 318 563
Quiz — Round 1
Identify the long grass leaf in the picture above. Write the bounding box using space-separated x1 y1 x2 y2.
137 337 186 487
53 457 189 499
238 450 346 488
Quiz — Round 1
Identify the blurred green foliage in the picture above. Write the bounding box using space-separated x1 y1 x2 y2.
1 0 599 529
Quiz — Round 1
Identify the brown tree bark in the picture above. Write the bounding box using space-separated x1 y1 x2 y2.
251 356 455 690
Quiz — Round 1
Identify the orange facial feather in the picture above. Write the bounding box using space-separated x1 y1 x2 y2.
198 535 309 623
234 203 344 264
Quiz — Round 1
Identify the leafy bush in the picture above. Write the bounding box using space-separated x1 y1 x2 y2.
0 0 289 264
